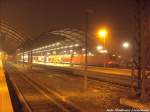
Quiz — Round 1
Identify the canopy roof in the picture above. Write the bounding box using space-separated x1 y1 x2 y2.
0 21 85 53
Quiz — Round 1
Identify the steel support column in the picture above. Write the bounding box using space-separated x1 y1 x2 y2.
28 50 33 70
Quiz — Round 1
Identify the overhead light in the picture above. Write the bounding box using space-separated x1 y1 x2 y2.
122 42 130 49
60 47 64 49
56 42 60 46
96 45 103 51
118 55 121 58
112 54 116 56
75 44 79 47
73 52 77 55
100 50 108 53
69 45 73 48
70 50 73 53
82 48 85 51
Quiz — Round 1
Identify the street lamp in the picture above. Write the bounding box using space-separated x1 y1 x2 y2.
98 29 108 67
98 29 107 47
98 29 107 38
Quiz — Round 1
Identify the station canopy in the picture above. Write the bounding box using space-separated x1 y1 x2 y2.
0 21 86 54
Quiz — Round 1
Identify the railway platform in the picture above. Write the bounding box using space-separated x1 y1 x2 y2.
33 62 131 76
0 60 13 112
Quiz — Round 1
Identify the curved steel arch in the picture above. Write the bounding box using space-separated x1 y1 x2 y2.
60 39 75 47
48 28 85 44
63 28 85 41
1 29 24 43
47 31 79 44
1 21 31 40
0 23 27 42
0 22 31 53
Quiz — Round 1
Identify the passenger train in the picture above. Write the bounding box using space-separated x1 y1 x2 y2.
32 54 120 67
7 53 120 67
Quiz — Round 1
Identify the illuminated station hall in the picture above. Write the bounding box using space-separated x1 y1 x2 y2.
16 28 122 67
0 0 150 112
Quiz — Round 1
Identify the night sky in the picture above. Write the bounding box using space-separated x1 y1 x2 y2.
0 0 150 54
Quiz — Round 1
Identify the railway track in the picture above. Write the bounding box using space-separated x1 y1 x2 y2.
5 64 83 112
33 64 134 88
15 63 133 88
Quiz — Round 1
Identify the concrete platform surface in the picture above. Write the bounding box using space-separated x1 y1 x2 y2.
33 61 131 76
0 60 13 112
120 98 150 111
